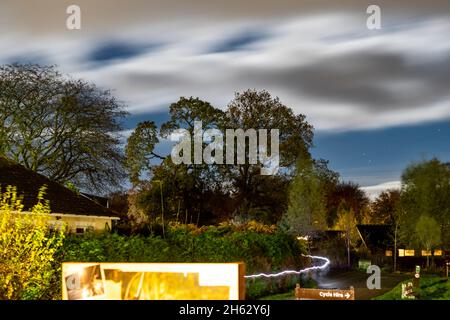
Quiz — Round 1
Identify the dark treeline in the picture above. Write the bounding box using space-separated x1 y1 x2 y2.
1 64 449 256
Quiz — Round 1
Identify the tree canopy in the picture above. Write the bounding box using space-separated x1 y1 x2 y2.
400 158 450 247
325 181 370 226
370 189 401 225
282 158 327 237
125 90 314 224
222 90 313 215
0 64 127 192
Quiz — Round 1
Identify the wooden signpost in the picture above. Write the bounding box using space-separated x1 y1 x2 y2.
401 265 421 299
295 286 355 300
401 282 415 299
413 265 420 291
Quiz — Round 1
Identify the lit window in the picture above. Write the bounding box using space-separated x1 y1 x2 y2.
398 249 405 257
434 249 443 256
75 224 94 235
385 250 393 257
405 250 415 257
421 250 432 256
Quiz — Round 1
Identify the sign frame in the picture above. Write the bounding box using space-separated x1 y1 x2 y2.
295 287 355 300
62 262 245 300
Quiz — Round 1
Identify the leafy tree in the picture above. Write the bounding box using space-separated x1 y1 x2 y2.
107 191 129 217
242 175 291 224
126 97 222 226
400 158 450 247
223 89 314 215
334 206 359 268
282 158 327 238
138 160 189 220
131 158 215 227
160 97 224 223
314 159 340 189
325 181 369 226
125 91 315 224
0 186 65 299
415 215 441 268
369 189 404 270
160 96 224 137
125 121 161 186
127 186 151 229
0 64 127 192
370 190 401 224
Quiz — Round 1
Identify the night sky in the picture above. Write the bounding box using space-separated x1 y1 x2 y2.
1 0 449 198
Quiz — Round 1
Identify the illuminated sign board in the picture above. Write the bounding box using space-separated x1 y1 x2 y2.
401 282 415 299
62 262 245 300
358 260 371 270
295 287 355 300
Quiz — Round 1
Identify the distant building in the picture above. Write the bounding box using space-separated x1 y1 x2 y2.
357 224 447 269
356 224 392 255
0 156 120 234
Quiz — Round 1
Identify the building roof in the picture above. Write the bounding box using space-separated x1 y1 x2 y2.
357 224 392 252
0 156 119 217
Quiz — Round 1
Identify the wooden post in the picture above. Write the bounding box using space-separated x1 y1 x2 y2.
295 283 301 300
413 265 420 299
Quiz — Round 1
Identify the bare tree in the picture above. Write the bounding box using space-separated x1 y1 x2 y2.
0 64 128 192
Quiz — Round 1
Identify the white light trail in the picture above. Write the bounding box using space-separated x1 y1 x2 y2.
244 254 330 279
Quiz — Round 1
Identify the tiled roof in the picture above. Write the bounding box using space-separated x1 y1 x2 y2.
0 156 118 217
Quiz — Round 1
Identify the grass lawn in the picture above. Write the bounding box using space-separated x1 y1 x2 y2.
372 275 449 300
258 276 318 300
259 292 295 300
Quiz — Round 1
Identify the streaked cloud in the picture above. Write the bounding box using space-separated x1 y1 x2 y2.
360 180 401 200
210 30 269 53
2 2 449 132
87 40 163 64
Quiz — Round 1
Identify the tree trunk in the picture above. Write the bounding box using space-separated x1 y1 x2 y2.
347 235 351 268
176 199 180 222
394 222 398 272
160 183 165 239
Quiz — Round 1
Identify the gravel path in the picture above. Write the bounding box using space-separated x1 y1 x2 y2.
312 270 410 300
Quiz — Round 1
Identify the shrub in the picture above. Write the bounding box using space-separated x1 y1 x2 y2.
0 186 65 300
56 222 306 299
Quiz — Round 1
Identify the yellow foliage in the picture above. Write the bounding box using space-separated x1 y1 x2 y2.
240 220 277 234
169 219 276 234
0 185 65 300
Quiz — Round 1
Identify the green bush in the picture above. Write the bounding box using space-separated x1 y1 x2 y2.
0 186 65 300
53 222 306 299
373 275 449 300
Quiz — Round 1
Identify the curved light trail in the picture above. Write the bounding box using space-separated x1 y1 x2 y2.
244 254 330 279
